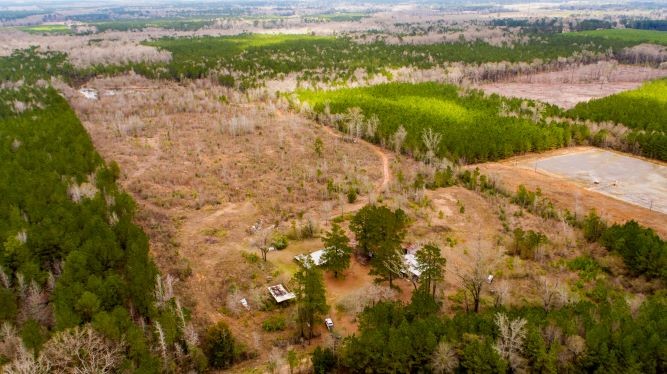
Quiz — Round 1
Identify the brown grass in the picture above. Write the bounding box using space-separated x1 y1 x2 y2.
476 63 667 109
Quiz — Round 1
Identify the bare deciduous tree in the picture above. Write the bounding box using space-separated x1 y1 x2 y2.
383 256 415 289
431 341 458 374
422 128 442 165
0 322 23 366
564 335 586 362
20 281 51 327
175 299 199 348
0 264 11 288
3 342 49 374
456 250 491 313
252 225 275 262
223 116 254 136
337 284 397 316
494 312 527 372
538 277 568 311
154 274 175 309
344 107 365 139
38 325 124 374
393 125 408 154
154 321 169 366
365 114 379 140
492 280 510 308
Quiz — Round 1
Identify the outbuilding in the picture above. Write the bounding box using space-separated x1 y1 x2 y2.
294 249 327 267
268 284 296 303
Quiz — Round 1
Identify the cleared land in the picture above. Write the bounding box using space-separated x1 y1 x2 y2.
521 148 667 214
63 75 617 367
63 74 404 362
476 147 667 238
477 63 667 109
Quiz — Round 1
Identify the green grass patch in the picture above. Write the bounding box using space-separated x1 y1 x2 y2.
92 18 214 32
567 256 603 281
18 24 71 34
262 314 287 332
570 29 667 46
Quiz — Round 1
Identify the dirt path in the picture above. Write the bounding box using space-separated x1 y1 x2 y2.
319 124 392 194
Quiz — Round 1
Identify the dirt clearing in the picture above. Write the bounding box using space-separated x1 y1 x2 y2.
522 148 667 214
477 63 667 108
475 147 667 238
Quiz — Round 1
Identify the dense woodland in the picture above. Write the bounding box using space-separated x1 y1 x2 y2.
141 33 636 88
0 86 156 370
566 79 667 160
0 72 210 371
296 82 590 163
330 290 667 373
623 19 667 31
0 48 72 84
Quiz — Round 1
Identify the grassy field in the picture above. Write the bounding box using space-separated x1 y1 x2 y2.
92 18 214 32
17 24 71 34
571 28 667 45
296 82 586 163
305 12 369 22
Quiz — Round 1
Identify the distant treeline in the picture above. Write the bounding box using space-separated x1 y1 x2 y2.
1 32 656 90
623 19 667 31
491 17 613 33
139 33 635 88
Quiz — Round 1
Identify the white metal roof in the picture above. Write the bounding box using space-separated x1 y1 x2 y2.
294 249 327 267
268 284 296 303
404 253 422 277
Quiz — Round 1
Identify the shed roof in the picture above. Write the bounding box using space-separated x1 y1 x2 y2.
268 284 296 303
294 249 327 267
404 253 422 278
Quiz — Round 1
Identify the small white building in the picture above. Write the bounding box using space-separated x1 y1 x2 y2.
294 249 327 267
403 253 422 279
268 284 296 303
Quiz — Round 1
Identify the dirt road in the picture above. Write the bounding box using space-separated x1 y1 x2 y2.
319 124 392 194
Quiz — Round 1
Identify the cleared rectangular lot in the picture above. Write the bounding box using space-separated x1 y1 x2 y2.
521 148 667 214
475 147 667 238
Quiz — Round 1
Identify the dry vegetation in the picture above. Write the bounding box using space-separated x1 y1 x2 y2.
62 75 573 367
475 147 667 239
7 5 659 370
55 68 665 371
62 73 397 364
477 61 667 108
0 30 172 67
